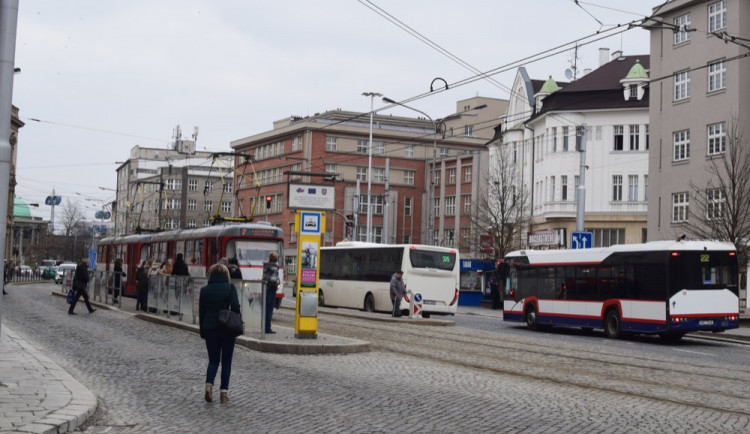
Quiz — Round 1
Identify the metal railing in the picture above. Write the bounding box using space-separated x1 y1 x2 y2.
68 270 274 338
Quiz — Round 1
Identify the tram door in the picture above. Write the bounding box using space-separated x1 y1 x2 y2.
126 244 141 296
206 238 218 268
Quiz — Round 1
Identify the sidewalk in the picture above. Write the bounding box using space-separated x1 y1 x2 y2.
0 326 97 433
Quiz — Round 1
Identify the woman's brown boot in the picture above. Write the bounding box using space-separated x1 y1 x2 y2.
220 390 229 403
204 384 213 403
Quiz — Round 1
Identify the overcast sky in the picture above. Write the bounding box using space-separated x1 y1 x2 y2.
11 0 660 225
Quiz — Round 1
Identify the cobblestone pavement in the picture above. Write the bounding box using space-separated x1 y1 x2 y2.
3 284 750 433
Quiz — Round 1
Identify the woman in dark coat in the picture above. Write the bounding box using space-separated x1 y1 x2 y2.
112 258 126 302
199 263 240 404
68 258 95 315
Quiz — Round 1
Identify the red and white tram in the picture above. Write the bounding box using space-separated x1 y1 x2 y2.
96 222 285 299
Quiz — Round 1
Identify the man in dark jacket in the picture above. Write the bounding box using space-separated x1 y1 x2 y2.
69 258 95 314
262 252 280 333
171 253 190 276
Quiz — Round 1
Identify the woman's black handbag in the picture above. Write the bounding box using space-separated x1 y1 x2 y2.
218 286 243 336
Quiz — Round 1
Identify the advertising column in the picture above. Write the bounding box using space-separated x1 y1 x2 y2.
295 210 325 338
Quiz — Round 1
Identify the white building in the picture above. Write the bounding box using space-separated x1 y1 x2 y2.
490 50 650 249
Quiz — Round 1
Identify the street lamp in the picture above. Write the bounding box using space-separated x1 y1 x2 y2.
382 97 440 245
362 91 382 243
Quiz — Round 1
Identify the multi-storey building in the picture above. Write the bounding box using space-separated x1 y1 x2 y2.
647 0 749 241
230 97 507 274
114 139 232 235
493 49 650 250
4 105 24 260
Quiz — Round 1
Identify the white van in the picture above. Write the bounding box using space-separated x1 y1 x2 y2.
55 263 77 284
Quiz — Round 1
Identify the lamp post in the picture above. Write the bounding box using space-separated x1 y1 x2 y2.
382 97 439 245
362 92 382 243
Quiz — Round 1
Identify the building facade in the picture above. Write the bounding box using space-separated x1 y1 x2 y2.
647 0 749 241
114 140 232 235
4 105 24 261
230 97 507 274
492 50 650 250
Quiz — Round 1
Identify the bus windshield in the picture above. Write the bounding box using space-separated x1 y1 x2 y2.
409 249 456 271
669 251 738 296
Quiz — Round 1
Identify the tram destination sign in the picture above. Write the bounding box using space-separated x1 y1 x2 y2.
288 183 336 211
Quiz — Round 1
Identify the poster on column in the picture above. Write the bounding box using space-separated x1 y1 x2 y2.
300 239 319 288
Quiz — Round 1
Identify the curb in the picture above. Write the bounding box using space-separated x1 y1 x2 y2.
286 305 456 326
3 327 98 434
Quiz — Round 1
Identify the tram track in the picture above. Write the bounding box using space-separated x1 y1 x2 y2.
276 309 750 416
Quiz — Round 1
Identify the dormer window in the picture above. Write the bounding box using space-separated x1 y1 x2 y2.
629 86 638 99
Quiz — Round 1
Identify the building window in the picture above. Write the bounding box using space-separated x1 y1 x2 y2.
187 219 196 228
465 125 474 137
464 166 472 183
289 222 297 243
629 125 640 151
374 141 385 155
561 175 568 201
188 179 197 191
612 175 623 202
405 144 414 158
644 175 649 202
562 126 569 151
223 182 233 193
549 176 555 201
575 126 583 151
587 228 625 248
356 167 367 182
708 122 726 155
613 125 624 151
439 147 449 157
204 181 213 193
445 196 456 216
448 168 456 184
356 139 367 154
166 179 182 191
203 200 213 212
463 194 471 214
434 198 440 217
292 135 303 151
188 199 196 211
673 130 690 161
707 188 725 220
708 60 726 92
645 124 650 150
326 136 337 151
325 163 337 174
628 175 639 202
708 1 727 32
221 201 232 213
674 13 692 45
550 127 557 152
672 192 689 223
674 70 691 101
399 169 413 185
373 167 386 183
629 85 638 99
164 198 181 210
402 234 411 244
404 197 412 216
444 229 455 247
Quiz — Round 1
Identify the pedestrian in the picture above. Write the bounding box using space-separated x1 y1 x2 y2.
199 263 240 404
262 252 280 333
112 258 126 303
227 257 243 280
69 258 96 315
136 259 151 312
171 253 190 276
389 270 406 317
159 258 174 275
2 259 7 295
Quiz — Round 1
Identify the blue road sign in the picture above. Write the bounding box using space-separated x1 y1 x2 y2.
571 231 593 249
88 248 97 270
414 293 422 303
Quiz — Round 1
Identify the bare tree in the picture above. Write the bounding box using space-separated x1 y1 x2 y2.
59 199 87 237
684 121 750 262
466 146 530 258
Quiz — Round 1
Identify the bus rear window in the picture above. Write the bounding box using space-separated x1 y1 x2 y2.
409 249 456 271
669 251 738 295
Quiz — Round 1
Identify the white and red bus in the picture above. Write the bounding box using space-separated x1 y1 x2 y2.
96 222 285 299
503 240 740 340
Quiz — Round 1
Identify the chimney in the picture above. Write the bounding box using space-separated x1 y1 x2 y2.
583 68 592 76
612 50 623 59
599 48 610 67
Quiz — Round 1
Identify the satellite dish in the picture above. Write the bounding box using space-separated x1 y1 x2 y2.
564 68 573 80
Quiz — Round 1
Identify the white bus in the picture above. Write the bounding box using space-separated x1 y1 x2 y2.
503 240 740 340
319 242 460 317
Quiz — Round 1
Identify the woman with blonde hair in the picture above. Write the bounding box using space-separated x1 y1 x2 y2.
198 263 240 403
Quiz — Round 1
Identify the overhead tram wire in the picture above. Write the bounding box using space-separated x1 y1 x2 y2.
23 117 168 143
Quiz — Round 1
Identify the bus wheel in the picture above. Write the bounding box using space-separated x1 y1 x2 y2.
604 310 622 339
364 294 374 312
525 305 539 331
318 289 325 307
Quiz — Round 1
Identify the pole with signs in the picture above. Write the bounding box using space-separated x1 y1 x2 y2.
295 210 325 338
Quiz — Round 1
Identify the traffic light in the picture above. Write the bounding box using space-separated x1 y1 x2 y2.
345 214 354 237
265 195 273 209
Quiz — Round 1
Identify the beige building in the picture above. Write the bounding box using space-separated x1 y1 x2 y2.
4 105 24 261
647 0 749 240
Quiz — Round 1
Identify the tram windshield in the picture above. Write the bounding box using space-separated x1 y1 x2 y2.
228 240 283 266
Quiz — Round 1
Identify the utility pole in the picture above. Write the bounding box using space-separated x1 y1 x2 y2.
576 124 587 232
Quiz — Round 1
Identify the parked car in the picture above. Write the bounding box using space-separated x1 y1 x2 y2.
41 266 58 280
55 263 77 284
